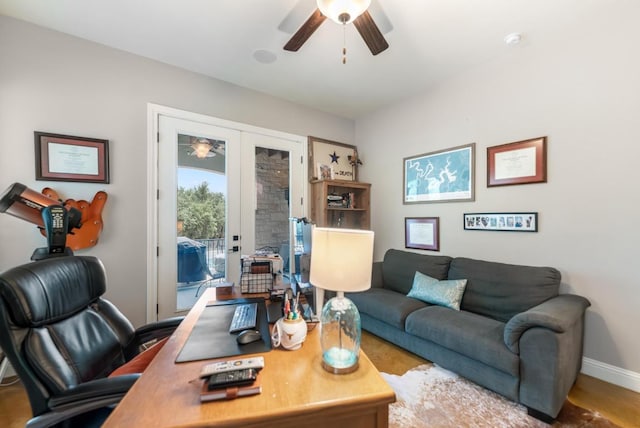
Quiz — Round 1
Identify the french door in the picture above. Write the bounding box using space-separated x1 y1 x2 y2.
153 110 305 320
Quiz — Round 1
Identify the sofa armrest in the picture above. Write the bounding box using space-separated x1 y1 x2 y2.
371 262 384 289
504 294 590 353
510 294 590 418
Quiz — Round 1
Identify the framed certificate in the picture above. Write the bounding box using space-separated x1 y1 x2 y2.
35 131 110 183
487 137 546 187
405 217 440 251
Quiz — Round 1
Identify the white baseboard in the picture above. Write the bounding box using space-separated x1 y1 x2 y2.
581 357 640 393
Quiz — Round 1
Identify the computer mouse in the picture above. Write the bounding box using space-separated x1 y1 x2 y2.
236 329 262 345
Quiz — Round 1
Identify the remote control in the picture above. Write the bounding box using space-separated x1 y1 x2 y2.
199 356 264 378
207 368 257 390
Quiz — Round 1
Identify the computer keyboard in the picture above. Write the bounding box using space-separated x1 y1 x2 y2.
229 303 258 333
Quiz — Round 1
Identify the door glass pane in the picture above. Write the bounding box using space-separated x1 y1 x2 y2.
176 134 226 311
254 147 291 288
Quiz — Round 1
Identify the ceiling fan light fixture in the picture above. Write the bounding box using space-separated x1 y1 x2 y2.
317 0 371 25
191 138 215 159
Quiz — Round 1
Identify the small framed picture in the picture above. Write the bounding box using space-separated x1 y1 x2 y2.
463 212 538 232
487 137 546 187
405 217 440 251
35 131 110 183
316 163 334 180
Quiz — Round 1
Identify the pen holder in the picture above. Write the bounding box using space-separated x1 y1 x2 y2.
271 317 307 350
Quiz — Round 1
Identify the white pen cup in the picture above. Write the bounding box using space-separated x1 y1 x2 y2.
271 316 307 350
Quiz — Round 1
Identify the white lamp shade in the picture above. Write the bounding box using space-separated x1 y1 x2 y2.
317 0 371 24
310 227 374 293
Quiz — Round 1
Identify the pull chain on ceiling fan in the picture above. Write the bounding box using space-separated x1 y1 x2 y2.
283 0 389 57
342 25 347 64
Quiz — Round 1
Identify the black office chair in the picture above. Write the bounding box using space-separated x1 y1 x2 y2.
0 256 182 428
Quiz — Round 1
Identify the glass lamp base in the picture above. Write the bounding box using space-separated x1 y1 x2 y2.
320 295 362 375
322 347 359 374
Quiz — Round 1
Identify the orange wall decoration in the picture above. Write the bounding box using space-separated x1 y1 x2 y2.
40 188 108 251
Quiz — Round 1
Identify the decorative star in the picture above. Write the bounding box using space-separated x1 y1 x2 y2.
330 151 340 164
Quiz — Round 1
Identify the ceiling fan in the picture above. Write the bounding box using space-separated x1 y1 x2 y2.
284 0 389 56
183 137 226 159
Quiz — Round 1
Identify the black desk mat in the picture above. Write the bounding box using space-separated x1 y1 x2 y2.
175 298 272 363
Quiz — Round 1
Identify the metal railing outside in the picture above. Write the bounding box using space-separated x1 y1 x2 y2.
194 238 225 277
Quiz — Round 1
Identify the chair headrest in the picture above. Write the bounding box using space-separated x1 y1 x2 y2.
0 256 107 327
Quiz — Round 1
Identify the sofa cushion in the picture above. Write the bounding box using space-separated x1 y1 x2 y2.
349 288 428 330
448 257 560 323
382 249 453 294
405 306 519 376
407 271 467 311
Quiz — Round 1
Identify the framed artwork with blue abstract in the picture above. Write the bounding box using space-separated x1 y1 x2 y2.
403 143 475 204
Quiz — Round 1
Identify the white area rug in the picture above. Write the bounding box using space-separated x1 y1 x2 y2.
382 364 617 428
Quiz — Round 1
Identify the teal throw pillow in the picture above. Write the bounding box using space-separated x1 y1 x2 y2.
407 271 467 311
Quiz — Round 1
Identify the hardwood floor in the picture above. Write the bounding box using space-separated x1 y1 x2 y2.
0 377 30 428
1 332 639 427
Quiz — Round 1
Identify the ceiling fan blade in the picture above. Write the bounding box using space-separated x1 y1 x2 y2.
284 8 327 52
353 10 389 55
278 0 317 34
369 0 393 35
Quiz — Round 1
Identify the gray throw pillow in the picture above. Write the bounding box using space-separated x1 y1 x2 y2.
407 271 467 311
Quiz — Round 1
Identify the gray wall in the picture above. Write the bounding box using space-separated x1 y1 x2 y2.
356 5 640 376
0 16 353 327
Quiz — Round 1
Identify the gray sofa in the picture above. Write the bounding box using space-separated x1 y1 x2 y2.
348 249 590 422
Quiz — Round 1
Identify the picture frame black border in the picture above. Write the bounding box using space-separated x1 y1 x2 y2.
463 212 538 232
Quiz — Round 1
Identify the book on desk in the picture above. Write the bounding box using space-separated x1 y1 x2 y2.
200 372 262 402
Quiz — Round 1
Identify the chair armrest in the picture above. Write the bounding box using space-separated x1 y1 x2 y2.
26 375 140 428
371 262 384 289
48 374 139 409
504 294 590 353
134 316 183 345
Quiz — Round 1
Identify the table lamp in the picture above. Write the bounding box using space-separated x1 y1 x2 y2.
310 227 374 374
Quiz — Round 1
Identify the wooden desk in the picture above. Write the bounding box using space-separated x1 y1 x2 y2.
103 288 395 428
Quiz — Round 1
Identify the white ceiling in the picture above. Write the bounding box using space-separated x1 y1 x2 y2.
0 0 617 119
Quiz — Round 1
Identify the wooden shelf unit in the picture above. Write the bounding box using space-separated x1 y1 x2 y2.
310 180 371 230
